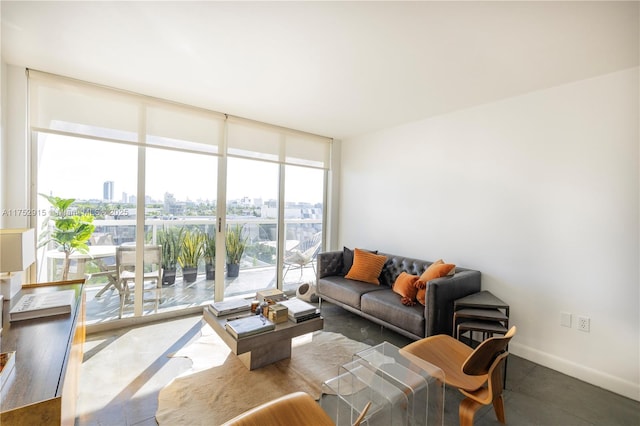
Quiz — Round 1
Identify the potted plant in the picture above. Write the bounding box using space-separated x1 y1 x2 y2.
38 194 96 281
203 232 216 280
225 224 247 278
158 226 183 286
179 229 204 283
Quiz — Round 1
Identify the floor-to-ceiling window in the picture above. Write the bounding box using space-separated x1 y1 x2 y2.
29 70 331 326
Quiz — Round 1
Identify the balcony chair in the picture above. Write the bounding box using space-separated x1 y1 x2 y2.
221 391 371 426
84 234 118 297
400 326 516 426
115 244 162 318
283 232 322 281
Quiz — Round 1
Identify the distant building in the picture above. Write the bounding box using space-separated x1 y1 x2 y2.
103 181 114 201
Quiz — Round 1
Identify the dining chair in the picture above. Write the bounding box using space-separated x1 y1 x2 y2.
400 326 516 426
115 244 162 318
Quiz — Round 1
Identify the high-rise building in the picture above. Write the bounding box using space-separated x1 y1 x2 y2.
103 181 114 201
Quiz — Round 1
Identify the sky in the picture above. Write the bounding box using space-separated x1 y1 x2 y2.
37 133 323 205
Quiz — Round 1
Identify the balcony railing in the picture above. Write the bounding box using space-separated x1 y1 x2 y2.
40 217 322 325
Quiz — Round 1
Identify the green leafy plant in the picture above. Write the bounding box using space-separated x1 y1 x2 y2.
39 194 96 281
203 232 216 264
225 224 247 265
178 229 205 269
158 226 184 270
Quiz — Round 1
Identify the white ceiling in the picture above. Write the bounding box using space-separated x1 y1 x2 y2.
1 1 638 139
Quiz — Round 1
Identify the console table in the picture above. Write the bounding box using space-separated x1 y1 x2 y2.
1 280 85 426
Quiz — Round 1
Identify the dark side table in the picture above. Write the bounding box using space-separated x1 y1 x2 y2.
453 290 510 386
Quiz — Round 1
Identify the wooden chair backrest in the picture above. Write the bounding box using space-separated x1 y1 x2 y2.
462 326 516 376
116 245 162 271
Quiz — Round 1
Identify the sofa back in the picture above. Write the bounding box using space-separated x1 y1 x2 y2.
318 249 473 287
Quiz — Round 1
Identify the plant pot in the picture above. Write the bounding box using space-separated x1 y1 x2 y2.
226 263 240 278
206 263 215 280
182 267 198 283
162 268 177 286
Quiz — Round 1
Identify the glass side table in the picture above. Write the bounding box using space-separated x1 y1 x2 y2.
320 341 444 425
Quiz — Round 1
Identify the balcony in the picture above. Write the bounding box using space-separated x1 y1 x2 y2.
41 218 322 326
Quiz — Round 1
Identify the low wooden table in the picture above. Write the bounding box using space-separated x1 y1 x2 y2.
203 308 323 370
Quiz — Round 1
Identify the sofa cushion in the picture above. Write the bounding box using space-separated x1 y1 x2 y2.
345 249 387 285
317 276 386 310
417 259 455 286
342 246 378 275
361 290 425 338
392 272 419 305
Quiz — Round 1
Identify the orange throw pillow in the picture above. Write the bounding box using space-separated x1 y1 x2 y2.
416 259 456 306
392 272 419 305
416 259 455 287
345 248 387 285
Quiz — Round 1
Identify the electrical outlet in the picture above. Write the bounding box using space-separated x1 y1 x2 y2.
577 316 590 332
561 312 572 328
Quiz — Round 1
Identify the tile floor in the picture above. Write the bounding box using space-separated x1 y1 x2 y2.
77 302 640 426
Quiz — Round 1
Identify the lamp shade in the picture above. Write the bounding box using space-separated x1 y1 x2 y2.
0 228 36 272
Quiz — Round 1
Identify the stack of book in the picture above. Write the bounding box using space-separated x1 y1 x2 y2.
208 298 252 317
279 298 321 323
225 315 276 339
256 289 288 303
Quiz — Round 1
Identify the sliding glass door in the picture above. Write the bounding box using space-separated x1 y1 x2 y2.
29 70 331 326
282 165 324 292
224 157 279 298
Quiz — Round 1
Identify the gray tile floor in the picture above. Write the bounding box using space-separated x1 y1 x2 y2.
77 302 640 426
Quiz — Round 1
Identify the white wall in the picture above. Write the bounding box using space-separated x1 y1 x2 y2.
340 68 639 400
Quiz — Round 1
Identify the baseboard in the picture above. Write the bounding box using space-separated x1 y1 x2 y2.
510 342 640 402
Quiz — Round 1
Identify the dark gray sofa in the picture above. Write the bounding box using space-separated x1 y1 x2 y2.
317 250 481 340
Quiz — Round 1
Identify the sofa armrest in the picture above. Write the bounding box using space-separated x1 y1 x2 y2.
317 250 344 279
424 270 481 336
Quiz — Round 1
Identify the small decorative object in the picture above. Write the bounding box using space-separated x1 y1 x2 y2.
259 301 269 317
251 300 260 313
296 282 319 303
268 303 289 323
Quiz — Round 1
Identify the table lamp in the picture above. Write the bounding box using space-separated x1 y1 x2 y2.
0 228 36 299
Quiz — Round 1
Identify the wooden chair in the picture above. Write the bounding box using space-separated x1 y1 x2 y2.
115 245 162 318
400 326 516 426
221 391 371 426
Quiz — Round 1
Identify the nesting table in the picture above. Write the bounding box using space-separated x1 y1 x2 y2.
453 290 509 342
453 290 510 386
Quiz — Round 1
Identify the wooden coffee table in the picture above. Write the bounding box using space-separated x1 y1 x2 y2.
203 308 324 370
